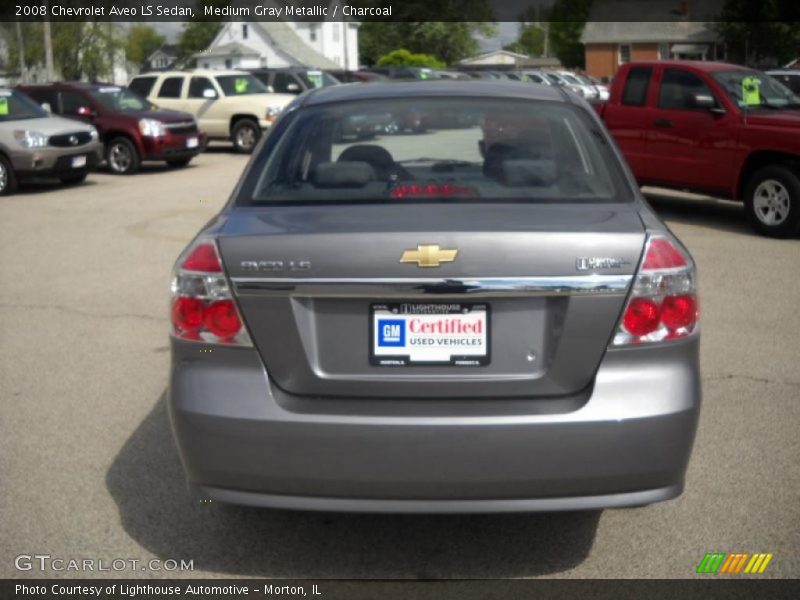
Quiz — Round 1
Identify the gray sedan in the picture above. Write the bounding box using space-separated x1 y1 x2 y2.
168 81 701 513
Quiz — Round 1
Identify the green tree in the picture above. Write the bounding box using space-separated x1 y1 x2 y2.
360 22 495 66
1 22 44 78
376 49 445 69
548 0 593 68
505 24 546 57
176 22 222 63
357 1 495 66
175 0 232 63
716 0 800 66
1 21 120 81
125 25 165 69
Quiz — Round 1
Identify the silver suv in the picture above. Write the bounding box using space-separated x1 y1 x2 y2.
0 89 102 196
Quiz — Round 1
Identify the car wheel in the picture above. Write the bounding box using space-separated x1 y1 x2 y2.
231 119 260 154
744 166 800 237
0 154 18 196
167 158 192 168
60 172 88 185
106 137 140 175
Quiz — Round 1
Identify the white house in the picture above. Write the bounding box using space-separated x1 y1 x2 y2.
196 5 359 71
147 44 178 71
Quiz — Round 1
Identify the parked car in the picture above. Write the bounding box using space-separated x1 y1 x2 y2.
326 70 389 83
554 71 599 100
520 70 554 85
461 70 503 80
20 82 204 175
247 68 341 94
585 75 611 101
128 69 294 153
596 60 800 236
434 70 472 80
0 88 102 195
364 66 441 80
766 69 800 94
541 71 587 97
168 80 701 513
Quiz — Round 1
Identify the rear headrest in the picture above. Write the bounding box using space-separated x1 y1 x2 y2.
501 159 557 186
313 161 376 188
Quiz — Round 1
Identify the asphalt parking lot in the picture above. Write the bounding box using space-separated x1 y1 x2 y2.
0 148 798 579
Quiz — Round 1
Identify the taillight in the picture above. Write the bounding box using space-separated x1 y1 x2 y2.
613 234 698 346
170 239 251 346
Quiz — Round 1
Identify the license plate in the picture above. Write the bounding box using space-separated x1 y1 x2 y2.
71 155 87 168
186 136 199 148
371 303 489 366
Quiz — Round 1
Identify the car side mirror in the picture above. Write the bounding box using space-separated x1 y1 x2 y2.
40 102 52 113
690 93 723 113
202 88 217 99
266 85 275 93
75 106 96 118
286 83 301 93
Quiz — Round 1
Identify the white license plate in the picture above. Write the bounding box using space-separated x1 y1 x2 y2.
186 136 199 148
371 303 489 366
71 155 87 168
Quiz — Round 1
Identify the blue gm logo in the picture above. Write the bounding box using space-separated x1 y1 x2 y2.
377 319 405 347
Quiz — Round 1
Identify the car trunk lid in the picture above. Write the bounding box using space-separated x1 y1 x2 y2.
219 203 645 398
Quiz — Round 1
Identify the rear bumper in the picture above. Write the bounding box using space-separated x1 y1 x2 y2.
168 337 701 513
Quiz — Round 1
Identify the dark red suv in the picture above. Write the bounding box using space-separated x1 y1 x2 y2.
18 82 206 174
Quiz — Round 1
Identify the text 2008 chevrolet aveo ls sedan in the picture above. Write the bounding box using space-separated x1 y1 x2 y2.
168 81 701 513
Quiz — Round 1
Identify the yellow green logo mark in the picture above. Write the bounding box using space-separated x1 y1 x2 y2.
697 552 773 574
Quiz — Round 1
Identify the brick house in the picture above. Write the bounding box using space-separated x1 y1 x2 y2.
581 0 724 81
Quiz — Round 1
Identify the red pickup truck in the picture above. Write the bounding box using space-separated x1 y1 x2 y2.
596 60 800 237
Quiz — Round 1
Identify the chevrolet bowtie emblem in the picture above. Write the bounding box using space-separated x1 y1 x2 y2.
400 244 458 268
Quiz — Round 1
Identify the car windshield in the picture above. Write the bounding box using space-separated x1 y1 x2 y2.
712 70 800 109
215 74 268 96
0 90 47 121
298 70 340 89
89 86 151 112
561 74 582 85
242 97 629 205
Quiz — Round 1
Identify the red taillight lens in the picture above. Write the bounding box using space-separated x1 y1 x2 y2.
642 238 687 270
622 297 661 336
661 294 697 330
170 239 251 346
181 242 222 272
613 235 698 346
204 300 242 339
389 184 477 199
172 297 205 332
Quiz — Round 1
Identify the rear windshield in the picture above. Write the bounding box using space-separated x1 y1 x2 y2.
90 86 152 112
215 74 268 96
239 97 630 205
0 90 47 121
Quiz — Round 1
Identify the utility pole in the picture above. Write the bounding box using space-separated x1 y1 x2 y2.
15 20 27 83
533 4 549 58
43 1 55 81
